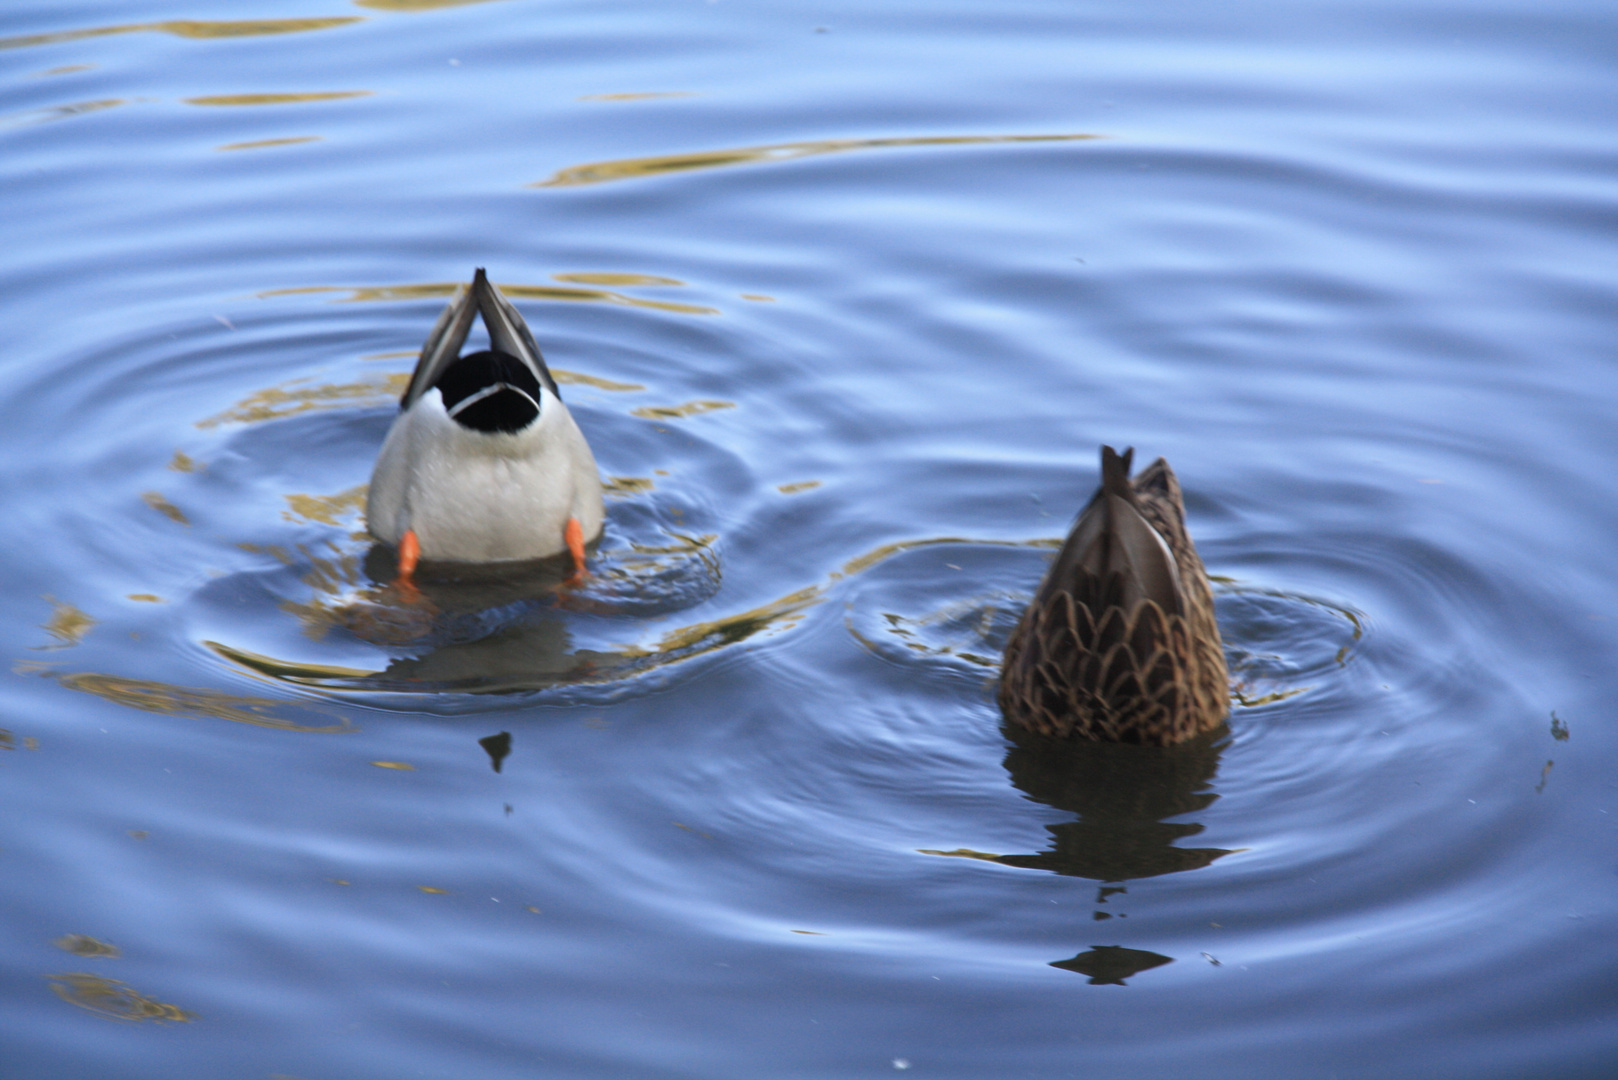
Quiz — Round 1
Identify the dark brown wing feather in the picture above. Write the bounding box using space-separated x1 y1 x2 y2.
1000 446 1228 746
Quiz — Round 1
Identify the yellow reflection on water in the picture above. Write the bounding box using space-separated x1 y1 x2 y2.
55 672 354 732
259 281 717 316
552 272 684 287
141 491 189 525
185 91 371 107
168 450 199 473
777 480 820 494
283 486 367 526
603 476 655 498
835 535 1059 579
54 935 121 959
532 133 1101 188
195 373 406 428
553 370 646 392
36 598 97 650
0 18 363 51
630 400 734 420
576 92 697 103
35 64 96 76
216 136 323 151
47 973 194 1023
354 0 509 10
4 99 127 127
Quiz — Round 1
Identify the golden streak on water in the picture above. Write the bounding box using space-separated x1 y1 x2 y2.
917 848 1006 863
630 400 734 420
552 272 684 287
216 136 323 152
372 761 415 770
54 935 121 959
196 373 406 428
531 133 1102 188
740 294 776 302
5 99 127 126
37 598 97 649
47 973 195 1023
35 64 96 76
417 885 449 894
553 369 646 392
0 18 364 50
603 475 655 498
141 491 189 525
361 350 419 361
168 450 199 472
777 480 821 494
55 672 354 733
185 91 372 107
576 91 697 103
355 0 510 10
207 641 375 681
258 281 718 316
283 486 367 527
836 535 1060 578
126 594 164 603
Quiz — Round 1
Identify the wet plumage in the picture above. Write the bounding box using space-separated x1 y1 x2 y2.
999 446 1228 745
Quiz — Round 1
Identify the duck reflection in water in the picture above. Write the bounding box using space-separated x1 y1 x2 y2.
999 723 1233 983
999 723 1233 883
329 545 603 691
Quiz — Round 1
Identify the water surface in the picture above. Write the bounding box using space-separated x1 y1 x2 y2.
2 1 1616 1077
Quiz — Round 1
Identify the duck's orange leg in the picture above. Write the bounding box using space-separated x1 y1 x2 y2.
564 517 588 584
393 528 422 600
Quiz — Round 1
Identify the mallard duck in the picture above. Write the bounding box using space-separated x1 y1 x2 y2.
999 446 1228 746
366 269 604 588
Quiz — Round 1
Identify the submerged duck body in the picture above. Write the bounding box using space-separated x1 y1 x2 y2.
367 269 604 566
999 446 1228 746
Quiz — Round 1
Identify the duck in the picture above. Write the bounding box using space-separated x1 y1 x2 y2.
999 445 1228 746
366 269 605 590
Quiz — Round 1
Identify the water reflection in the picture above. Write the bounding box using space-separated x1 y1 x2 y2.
1049 945 1174 986
0 18 362 51
209 578 822 695
51 671 354 733
530 133 1101 188
478 731 511 772
1 99 127 128
995 725 1234 883
258 281 717 316
353 0 510 11
216 137 323 152
46 973 194 1023
35 598 97 649
53 935 121 959
184 92 372 107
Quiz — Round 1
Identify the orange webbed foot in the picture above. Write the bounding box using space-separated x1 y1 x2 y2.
392 528 423 602
563 517 589 587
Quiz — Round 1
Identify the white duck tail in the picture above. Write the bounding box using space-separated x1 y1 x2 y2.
366 269 605 564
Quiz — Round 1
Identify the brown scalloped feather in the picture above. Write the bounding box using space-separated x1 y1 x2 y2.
1000 448 1228 746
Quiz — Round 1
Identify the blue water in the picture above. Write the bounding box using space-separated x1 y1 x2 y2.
3 1 1617 1077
